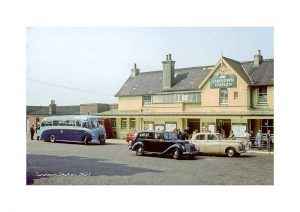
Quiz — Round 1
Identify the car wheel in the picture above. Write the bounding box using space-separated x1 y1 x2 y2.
136 146 144 156
49 134 56 143
173 148 182 160
83 136 89 145
226 148 236 157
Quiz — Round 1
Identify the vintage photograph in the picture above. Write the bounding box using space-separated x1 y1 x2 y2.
26 27 274 185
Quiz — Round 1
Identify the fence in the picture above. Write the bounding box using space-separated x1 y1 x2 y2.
249 136 274 153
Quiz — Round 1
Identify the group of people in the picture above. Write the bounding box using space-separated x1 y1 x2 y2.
173 128 190 140
254 129 273 150
220 128 273 150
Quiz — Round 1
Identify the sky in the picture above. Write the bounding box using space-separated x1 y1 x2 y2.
26 27 273 106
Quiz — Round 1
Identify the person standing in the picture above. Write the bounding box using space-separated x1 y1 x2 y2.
267 129 272 151
244 130 251 149
249 130 255 146
221 128 225 139
228 130 235 140
256 130 263 149
30 125 35 140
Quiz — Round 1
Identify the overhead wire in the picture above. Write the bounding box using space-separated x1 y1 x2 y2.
27 78 114 96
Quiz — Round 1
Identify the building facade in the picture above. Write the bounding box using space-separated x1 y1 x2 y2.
100 51 274 139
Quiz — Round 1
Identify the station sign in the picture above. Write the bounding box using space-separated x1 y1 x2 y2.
210 74 237 88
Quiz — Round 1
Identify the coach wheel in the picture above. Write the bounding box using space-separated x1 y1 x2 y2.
49 134 56 143
83 136 89 145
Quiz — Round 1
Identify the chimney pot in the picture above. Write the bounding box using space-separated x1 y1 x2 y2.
162 54 175 90
131 63 139 77
254 50 263 66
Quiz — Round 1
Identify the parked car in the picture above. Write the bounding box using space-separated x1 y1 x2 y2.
125 132 137 142
190 132 247 157
129 131 198 160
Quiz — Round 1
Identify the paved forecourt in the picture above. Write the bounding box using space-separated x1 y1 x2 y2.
26 139 273 185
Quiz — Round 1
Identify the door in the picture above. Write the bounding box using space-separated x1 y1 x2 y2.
193 134 206 152
217 119 231 138
205 134 220 153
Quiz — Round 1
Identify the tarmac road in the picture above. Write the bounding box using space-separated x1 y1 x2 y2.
26 139 273 185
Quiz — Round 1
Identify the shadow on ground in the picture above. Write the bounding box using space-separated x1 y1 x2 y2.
27 154 161 185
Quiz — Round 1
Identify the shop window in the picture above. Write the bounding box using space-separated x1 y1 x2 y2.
129 118 136 130
258 86 267 104
111 118 116 129
261 119 274 134
121 118 127 130
143 95 151 106
219 88 228 105
144 122 154 130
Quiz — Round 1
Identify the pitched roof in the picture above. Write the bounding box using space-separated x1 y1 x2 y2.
115 66 211 96
241 59 274 86
116 57 274 97
223 57 252 85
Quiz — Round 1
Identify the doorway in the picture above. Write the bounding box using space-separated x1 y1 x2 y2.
216 119 231 138
187 119 200 135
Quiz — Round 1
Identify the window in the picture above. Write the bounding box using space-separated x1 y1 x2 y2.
111 118 116 129
261 119 274 134
82 121 88 128
143 95 151 106
234 91 238 99
52 120 59 126
121 118 127 129
75 120 81 127
219 88 228 105
258 86 267 104
152 92 201 104
66 120 75 126
196 134 205 140
129 118 136 130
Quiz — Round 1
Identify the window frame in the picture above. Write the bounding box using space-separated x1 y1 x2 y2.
143 95 152 106
129 118 136 130
258 86 268 104
111 118 116 129
219 88 228 105
121 118 127 130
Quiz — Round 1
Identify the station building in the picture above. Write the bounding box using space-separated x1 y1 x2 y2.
101 50 274 139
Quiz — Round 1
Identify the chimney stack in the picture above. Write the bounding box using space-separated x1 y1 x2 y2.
162 54 175 90
49 100 56 115
131 63 140 77
254 50 263 66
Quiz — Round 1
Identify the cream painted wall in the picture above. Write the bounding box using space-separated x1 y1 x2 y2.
200 65 250 112
251 86 274 110
118 96 142 110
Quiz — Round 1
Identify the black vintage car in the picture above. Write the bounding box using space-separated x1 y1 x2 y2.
129 131 198 160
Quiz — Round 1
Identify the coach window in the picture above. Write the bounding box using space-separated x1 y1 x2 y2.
52 120 59 126
82 121 88 128
75 120 81 127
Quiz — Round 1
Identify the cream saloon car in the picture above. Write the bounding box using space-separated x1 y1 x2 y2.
190 133 248 157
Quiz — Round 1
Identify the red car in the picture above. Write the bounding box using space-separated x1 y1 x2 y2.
125 132 137 142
